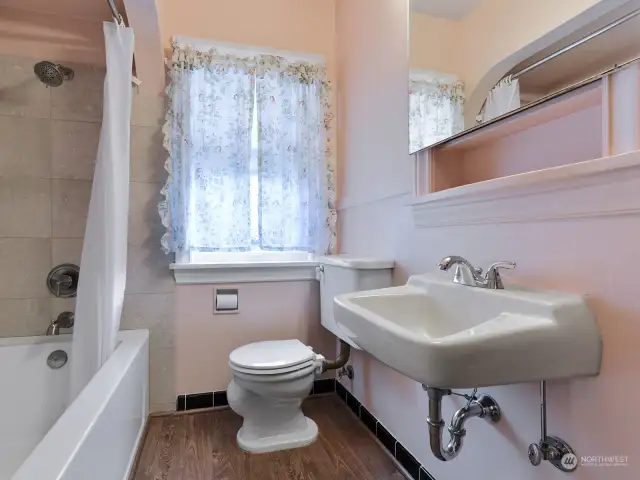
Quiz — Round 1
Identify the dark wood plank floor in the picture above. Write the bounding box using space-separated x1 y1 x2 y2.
131 395 406 480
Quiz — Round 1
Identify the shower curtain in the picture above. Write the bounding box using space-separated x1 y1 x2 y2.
70 23 134 400
482 76 521 122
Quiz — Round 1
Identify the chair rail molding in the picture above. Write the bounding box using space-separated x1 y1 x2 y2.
411 150 640 228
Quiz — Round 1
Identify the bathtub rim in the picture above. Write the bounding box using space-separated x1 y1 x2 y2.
11 329 149 480
0 334 72 348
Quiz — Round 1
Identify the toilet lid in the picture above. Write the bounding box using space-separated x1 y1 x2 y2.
229 339 316 372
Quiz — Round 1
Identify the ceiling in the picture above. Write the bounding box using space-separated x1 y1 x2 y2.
410 0 482 19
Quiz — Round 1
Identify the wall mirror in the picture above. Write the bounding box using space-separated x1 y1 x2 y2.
409 1 640 154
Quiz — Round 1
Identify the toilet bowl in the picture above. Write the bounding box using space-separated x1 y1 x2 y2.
227 339 325 453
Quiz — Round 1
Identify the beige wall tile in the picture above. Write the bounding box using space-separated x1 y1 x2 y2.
51 120 100 180
149 346 177 405
51 297 76 318
51 179 91 238
130 126 166 183
0 238 51 298
131 91 166 127
121 293 175 349
0 56 50 118
0 298 50 337
0 178 51 237
126 245 175 294
129 182 163 247
0 116 51 178
52 238 83 267
51 64 105 122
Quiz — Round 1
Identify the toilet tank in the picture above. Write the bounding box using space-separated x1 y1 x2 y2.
317 256 394 349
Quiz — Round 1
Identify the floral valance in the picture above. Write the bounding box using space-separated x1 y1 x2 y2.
169 42 329 86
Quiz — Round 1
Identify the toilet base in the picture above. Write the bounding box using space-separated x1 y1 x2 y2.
237 416 318 453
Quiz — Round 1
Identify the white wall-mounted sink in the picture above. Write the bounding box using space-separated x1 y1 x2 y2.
334 274 602 389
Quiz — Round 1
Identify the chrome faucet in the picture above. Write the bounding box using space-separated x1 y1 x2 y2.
438 256 516 289
46 311 75 335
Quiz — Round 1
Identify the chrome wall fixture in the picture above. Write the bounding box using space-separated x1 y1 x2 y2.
528 381 577 472
423 386 501 461
47 264 80 298
46 311 75 336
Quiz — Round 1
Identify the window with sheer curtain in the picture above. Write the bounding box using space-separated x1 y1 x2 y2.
159 42 337 262
409 71 465 152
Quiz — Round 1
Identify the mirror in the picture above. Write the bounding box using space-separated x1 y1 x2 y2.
409 3 640 153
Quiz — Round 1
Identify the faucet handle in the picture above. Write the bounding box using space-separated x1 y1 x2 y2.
485 262 516 289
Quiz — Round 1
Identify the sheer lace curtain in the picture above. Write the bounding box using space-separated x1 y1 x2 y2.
409 71 465 152
159 41 336 255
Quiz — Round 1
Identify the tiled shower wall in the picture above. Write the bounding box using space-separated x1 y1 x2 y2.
0 54 175 412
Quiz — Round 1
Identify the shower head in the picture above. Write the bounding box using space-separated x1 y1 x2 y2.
33 61 74 87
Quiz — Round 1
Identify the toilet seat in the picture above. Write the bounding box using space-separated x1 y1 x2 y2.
229 339 320 375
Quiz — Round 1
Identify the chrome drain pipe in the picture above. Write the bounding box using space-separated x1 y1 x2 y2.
425 387 501 461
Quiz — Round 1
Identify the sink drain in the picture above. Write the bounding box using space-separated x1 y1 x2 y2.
47 350 68 369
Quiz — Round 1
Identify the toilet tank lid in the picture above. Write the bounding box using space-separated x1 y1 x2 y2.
318 255 394 270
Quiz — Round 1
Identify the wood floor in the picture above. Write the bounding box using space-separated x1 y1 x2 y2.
131 395 407 480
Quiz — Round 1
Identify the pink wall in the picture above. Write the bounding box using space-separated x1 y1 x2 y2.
156 0 339 398
337 0 639 479
0 7 105 65
460 105 603 185
174 282 335 394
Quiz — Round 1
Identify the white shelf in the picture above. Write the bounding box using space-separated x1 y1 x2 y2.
411 150 640 227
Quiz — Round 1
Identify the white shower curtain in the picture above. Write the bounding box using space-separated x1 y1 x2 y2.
70 23 134 400
482 76 521 122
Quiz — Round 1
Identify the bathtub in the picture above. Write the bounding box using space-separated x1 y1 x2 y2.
3 329 149 480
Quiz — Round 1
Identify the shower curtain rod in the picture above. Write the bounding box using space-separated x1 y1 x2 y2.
107 0 125 26
512 7 640 79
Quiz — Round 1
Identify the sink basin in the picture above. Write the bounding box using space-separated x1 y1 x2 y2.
334 273 601 389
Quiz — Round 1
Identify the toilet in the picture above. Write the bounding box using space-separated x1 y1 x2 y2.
227 255 393 453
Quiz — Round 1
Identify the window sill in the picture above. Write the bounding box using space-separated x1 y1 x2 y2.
170 260 319 285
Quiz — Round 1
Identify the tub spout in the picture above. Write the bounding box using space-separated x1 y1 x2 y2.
46 311 75 336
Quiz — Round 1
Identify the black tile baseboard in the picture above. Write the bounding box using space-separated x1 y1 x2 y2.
177 379 334 413
214 390 228 407
335 381 436 480
312 378 336 395
176 390 229 412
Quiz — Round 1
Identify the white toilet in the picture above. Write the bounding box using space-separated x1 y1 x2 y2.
227 255 393 453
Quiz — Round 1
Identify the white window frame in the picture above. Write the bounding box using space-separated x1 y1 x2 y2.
170 251 319 285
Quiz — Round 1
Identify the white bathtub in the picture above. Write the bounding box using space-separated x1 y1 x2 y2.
4 330 149 480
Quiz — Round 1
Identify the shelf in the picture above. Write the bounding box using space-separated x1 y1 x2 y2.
411 150 640 228
423 80 605 194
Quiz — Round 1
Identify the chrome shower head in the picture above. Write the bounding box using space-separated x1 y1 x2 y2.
34 61 74 87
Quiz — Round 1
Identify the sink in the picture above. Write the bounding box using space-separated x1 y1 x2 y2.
334 273 601 389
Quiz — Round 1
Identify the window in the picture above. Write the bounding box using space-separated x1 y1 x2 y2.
160 40 336 275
